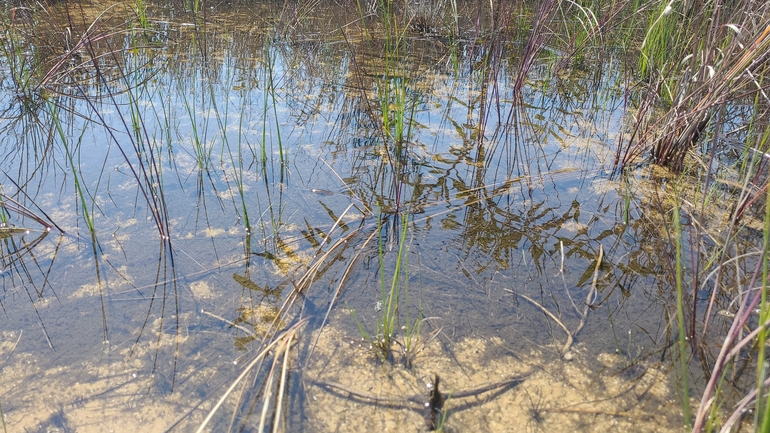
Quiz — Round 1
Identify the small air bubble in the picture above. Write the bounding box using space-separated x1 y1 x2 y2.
233 360 238 365
132 373 137 378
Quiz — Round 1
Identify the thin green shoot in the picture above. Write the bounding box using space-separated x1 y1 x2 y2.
49 101 95 233
0 400 6 433
351 211 415 364
233 92 252 233
347 301 372 344
132 0 149 29
180 82 209 171
260 34 285 167
435 391 451 433
672 189 691 429
704 369 728 433
607 303 620 354
757 123 770 431
401 212 422 366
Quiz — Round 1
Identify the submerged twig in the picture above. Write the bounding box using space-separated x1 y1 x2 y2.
511 244 603 359
517 293 573 357
2 330 22 364
200 309 255 336
576 244 603 334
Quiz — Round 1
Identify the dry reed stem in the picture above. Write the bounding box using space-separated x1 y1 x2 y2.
272 335 293 432
195 318 307 433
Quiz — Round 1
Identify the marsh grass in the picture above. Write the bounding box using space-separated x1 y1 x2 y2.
618 1 770 171
348 211 424 366
3 0 770 431
0 7 38 96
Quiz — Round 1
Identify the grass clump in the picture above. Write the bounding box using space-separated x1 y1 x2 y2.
350 212 425 367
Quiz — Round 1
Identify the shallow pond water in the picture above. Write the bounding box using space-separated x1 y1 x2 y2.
0 1 756 431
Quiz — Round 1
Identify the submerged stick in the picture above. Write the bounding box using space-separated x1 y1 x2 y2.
515 245 602 359
200 309 255 336
194 318 308 433
517 293 573 357
574 244 603 337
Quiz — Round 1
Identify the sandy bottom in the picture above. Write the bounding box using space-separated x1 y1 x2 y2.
301 316 685 433
0 319 227 433
0 310 686 433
